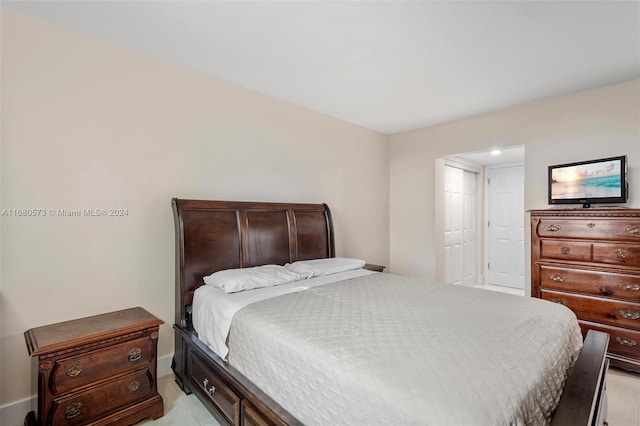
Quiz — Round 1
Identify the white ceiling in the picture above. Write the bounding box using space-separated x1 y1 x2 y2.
457 146 525 166
4 1 640 134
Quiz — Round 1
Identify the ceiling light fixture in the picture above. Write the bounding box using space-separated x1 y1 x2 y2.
491 149 501 156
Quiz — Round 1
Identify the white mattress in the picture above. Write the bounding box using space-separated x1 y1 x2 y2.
224 273 583 425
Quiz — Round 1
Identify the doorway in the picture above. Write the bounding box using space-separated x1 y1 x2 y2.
435 146 525 290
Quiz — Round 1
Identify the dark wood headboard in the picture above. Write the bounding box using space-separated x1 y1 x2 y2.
172 198 335 327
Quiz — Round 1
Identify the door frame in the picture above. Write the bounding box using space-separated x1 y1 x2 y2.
435 157 484 285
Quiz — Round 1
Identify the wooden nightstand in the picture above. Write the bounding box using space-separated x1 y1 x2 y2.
24 307 164 425
364 263 385 272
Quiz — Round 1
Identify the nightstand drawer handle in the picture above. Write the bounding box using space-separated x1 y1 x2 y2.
545 224 561 232
560 246 571 255
549 274 567 282
128 348 142 362
202 378 216 396
616 336 637 347
619 282 640 291
615 249 627 260
626 226 640 235
620 309 640 320
128 380 141 392
66 365 83 378
551 299 567 306
65 402 82 419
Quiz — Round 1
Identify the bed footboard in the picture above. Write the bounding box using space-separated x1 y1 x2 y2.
551 329 610 426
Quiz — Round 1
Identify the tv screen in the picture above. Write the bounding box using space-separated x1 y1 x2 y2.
548 155 628 208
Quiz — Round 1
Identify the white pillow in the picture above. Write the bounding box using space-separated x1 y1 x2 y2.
203 265 304 294
284 257 366 278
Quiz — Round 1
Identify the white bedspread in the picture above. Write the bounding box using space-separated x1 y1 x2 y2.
193 269 374 358
226 273 583 426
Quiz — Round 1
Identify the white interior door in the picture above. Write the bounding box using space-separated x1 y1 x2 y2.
443 164 477 286
486 165 524 289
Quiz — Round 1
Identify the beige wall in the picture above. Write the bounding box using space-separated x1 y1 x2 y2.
0 9 389 409
390 80 640 292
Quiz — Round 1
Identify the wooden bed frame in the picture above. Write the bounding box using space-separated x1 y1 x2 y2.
171 198 610 426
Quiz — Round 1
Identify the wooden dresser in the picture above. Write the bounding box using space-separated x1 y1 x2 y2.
24 307 164 425
531 209 640 373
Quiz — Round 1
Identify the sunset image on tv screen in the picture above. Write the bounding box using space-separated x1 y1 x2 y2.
551 159 622 199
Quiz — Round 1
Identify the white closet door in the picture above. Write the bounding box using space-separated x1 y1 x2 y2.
443 165 477 286
444 166 464 285
462 170 477 286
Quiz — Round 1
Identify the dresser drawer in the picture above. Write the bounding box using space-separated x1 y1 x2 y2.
50 368 153 425
188 352 240 425
538 265 640 302
537 219 640 242
542 290 640 330
579 321 640 361
540 240 591 261
51 334 154 395
592 242 640 268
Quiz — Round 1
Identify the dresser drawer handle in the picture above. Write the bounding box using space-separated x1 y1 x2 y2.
128 348 142 362
202 378 216 396
620 309 640 320
128 380 141 392
560 247 571 255
66 365 83 378
549 274 567 283
587 223 596 228
65 402 82 419
616 336 637 347
626 226 640 236
545 224 561 232
619 282 640 291
615 249 627 260
551 299 567 306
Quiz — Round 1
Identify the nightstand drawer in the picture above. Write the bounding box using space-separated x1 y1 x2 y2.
542 290 640 330
52 335 154 394
539 265 640 302
189 352 240 425
50 368 153 425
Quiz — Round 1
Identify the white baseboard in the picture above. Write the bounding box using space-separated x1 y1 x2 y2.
0 395 34 426
0 354 175 426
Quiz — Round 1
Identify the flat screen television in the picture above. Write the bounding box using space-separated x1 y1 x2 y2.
548 155 628 208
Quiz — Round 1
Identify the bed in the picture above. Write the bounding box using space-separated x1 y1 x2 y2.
171 198 610 426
